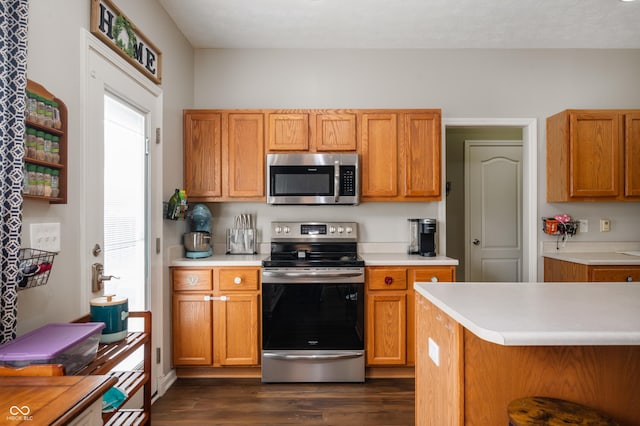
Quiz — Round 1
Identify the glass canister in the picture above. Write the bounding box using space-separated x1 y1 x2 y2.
51 135 60 163
51 169 59 198
52 101 62 129
408 218 420 254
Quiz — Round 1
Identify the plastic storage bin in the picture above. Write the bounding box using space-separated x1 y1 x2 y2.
0 322 104 374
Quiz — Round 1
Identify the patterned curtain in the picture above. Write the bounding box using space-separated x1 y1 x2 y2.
0 0 28 344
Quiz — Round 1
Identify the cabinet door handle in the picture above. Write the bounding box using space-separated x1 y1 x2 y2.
431 276 439 282
626 275 633 282
384 276 393 285
187 275 199 285
234 276 242 285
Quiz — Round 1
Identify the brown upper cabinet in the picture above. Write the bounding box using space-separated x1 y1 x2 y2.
185 108 441 202
360 110 441 201
267 113 309 151
266 110 357 152
546 109 640 202
184 110 265 201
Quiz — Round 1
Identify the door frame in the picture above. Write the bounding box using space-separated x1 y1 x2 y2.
464 140 523 282
80 29 164 392
440 118 537 282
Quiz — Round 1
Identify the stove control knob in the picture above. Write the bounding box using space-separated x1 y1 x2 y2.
329 226 336 234
283 226 290 234
337 226 344 233
345 226 353 234
274 226 282 234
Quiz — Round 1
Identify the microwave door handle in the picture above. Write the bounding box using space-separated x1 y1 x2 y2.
334 160 340 203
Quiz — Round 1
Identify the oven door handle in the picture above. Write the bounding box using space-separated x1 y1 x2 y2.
262 270 363 279
262 352 363 361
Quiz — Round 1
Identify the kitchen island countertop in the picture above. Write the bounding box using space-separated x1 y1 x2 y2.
414 282 640 346
542 251 640 265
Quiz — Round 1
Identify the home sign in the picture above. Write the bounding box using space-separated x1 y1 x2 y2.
90 0 162 84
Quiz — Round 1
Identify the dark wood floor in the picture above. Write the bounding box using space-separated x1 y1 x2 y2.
151 378 415 425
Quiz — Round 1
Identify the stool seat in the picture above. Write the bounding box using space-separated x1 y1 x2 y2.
508 397 619 426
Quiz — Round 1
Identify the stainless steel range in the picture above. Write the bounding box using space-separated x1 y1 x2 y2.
261 221 365 383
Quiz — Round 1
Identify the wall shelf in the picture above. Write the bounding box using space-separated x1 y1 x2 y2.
24 79 68 204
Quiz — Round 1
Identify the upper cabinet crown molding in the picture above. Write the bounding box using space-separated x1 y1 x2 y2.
547 109 640 202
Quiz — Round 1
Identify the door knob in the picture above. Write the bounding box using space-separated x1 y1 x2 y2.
92 263 120 292
472 239 480 246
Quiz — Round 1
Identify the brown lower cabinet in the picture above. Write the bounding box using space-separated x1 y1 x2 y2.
365 265 455 367
171 267 260 367
544 257 640 282
172 263 456 375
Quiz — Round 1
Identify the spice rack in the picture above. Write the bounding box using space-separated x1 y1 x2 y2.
24 79 67 204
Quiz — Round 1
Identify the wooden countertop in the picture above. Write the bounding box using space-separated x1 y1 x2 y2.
414 282 640 346
0 375 116 425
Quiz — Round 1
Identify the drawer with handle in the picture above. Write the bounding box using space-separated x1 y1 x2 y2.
172 268 213 291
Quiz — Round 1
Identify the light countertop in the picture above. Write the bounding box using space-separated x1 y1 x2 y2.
170 252 458 267
171 253 268 267
543 251 640 266
414 282 640 346
360 253 458 266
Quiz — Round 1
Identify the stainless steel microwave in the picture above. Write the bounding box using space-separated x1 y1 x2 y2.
266 153 359 205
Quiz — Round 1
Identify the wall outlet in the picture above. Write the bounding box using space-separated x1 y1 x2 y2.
428 337 440 367
30 222 61 252
577 219 588 233
600 218 611 232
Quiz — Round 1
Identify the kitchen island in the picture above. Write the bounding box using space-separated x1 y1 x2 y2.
414 282 640 425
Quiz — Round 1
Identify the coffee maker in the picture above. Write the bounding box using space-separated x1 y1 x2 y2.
418 218 437 257
184 203 213 258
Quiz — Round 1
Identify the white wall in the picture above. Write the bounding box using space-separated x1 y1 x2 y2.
193 48 640 255
19 7 640 380
22 1 193 384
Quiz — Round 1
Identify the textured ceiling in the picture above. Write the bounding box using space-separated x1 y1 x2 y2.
158 0 640 49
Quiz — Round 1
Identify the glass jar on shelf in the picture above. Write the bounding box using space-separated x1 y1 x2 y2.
27 164 38 195
44 133 53 162
51 135 60 163
52 101 62 129
43 168 52 197
26 128 37 158
27 91 38 122
35 131 45 160
43 99 54 128
36 95 46 125
35 166 45 196
51 169 59 198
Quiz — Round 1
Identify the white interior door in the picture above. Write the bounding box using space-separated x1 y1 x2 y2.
83 36 163 396
465 141 522 282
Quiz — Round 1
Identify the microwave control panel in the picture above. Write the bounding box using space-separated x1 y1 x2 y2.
340 166 356 196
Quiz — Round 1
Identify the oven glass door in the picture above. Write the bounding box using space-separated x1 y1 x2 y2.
269 165 334 197
262 282 364 351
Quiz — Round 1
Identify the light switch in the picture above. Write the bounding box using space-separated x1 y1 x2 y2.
428 337 440 366
30 222 61 252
